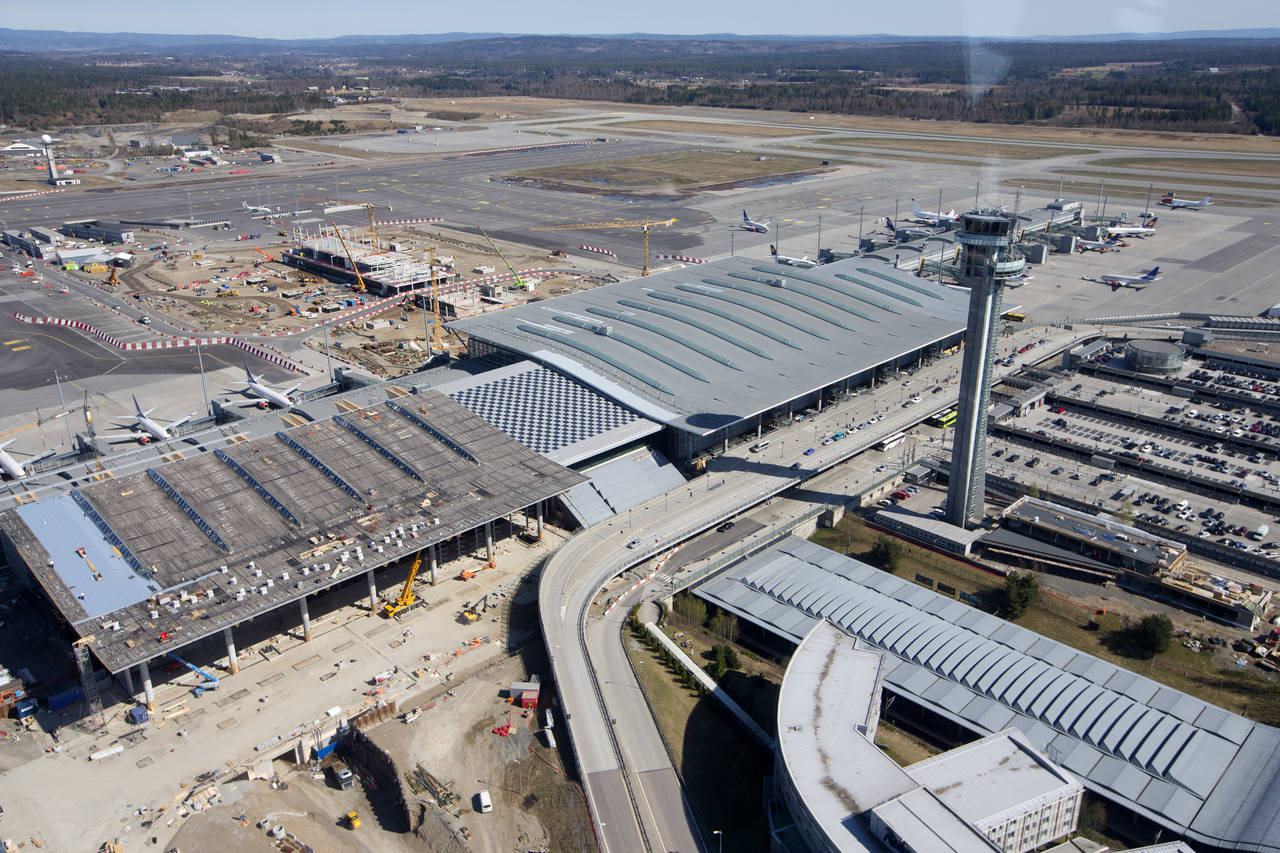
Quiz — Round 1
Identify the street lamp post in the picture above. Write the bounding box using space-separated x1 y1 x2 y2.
713 829 723 853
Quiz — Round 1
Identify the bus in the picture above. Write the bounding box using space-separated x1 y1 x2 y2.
1002 311 1027 322
927 408 957 429
876 432 907 451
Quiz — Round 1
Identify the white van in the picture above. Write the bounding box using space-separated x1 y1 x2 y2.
477 790 493 813
749 440 770 453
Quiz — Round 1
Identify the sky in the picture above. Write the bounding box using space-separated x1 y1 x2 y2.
3 0 1280 39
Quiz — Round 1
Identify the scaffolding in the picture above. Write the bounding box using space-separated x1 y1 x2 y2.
74 637 106 731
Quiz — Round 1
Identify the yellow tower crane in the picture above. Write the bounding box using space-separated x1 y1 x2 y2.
300 196 393 250
330 223 369 294
427 247 445 353
531 216 676 276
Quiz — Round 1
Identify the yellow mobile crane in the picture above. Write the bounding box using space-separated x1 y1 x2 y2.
330 223 369 294
476 225 527 291
382 550 424 618
531 216 676 276
300 196 393 250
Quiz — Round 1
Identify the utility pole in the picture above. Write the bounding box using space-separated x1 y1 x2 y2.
53 371 73 447
196 344 211 417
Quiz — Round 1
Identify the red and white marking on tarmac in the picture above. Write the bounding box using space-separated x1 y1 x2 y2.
653 254 706 264
375 218 444 227
0 189 67 203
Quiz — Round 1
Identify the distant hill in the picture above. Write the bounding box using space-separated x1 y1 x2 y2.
1 27 1279 54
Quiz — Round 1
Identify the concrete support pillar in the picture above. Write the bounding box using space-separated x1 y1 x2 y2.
428 544 439 586
139 659 156 712
535 502 544 540
722 436 728 454
485 520 494 567
756 421 762 439
818 394 824 413
366 569 378 613
299 596 312 643
121 666 135 699
224 626 240 676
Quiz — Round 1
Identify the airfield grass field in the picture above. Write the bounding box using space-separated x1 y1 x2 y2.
511 149 825 191
605 119 823 138
823 136 1095 160
1090 156 1280 178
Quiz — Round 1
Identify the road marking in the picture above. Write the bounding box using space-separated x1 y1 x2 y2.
9 345 31 351
3 338 24 345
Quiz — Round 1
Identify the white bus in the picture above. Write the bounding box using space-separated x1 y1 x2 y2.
876 432 907 451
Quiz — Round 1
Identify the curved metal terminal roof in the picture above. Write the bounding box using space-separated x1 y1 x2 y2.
449 255 972 434
698 537 1280 853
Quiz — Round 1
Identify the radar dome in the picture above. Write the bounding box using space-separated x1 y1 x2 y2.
40 134 52 145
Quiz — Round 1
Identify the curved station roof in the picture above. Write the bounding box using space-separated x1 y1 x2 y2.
449 255 973 434
699 537 1280 853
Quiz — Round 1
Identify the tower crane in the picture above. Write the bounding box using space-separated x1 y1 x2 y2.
427 247 445 353
300 196 393 250
330 223 369 294
531 216 676 276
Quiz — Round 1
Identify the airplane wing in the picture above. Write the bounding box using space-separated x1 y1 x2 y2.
166 413 197 431
281 382 305 397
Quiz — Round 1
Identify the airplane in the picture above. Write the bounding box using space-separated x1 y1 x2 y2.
909 198 959 225
239 362 303 409
737 210 771 233
0 439 60 480
242 201 278 215
106 395 196 444
1090 266 1162 291
885 217 941 239
770 244 818 269
1105 218 1158 239
1160 194 1212 209
1077 236 1123 253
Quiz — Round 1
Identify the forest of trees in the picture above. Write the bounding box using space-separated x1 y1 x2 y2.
2 35 1278 135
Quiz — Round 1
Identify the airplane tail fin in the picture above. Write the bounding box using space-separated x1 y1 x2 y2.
1144 267 1160 280
243 361 256 383
885 218 895 231
911 199 923 214
133 394 144 416
0 439 13 451
770 244 778 256
743 210 750 221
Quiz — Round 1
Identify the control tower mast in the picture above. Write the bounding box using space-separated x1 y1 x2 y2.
945 210 1026 529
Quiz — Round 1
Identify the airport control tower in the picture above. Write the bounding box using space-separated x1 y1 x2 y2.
945 209 1027 529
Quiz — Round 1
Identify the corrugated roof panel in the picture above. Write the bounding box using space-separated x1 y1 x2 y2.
881 615 930 649
1128 715 1182 768
1065 655 1118 684
990 622 1038 651
1018 719 1060 752
973 701 1018 733
924 598 970 623
1102 705 1155 753
847 600 898 635
899 622 947 657
1123 675 1161 705
1149 724 1197 777
900 584 936 609
963 648 1016 690
1104 670 1139 696
1167 731 1237 798
1029 673 1080 718
1065 689 1118 739
953 645 1006 686
1035 641 1078 670
1009 667 1061 713
938 637 994 679
994 659 1046 705
862 607 910 642
888 665 940 696
1058 740 1104 779
975 652 1024 695
1084 697 1133 747
1091 754 1129 788
1111 764 1153 801
957 695 998 726
913 627 961 666
954 608 992 632
1041 679 1090 726
1160 787 1205 828
1193 705 1253 745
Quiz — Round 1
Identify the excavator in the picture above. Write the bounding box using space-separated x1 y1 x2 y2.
381 550 424 618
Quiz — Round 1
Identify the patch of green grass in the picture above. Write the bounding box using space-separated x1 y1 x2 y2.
627 634 772 853
874 720 942 766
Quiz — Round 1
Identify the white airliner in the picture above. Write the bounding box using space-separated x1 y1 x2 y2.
106 395 196 444
240 362 302 409
770 245 818 268
0 439 60 480
885 217 940 239
1161 194 1212 209
242 201 278 215
738 210 771 233
1106 218 1158 239
1092 266 1162 290
910 199 959 225
1077 236 1123 253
